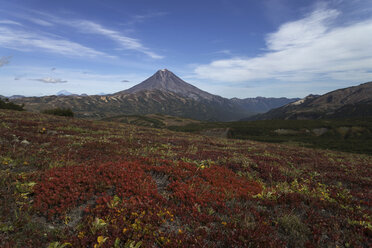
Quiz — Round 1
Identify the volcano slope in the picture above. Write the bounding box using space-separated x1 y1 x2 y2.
0 109 371 247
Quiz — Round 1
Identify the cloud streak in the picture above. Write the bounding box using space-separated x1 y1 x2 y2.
0 7 163 60
73 20 163 59
27 17 54 27
0 26 109 58
33 77 67 83
195 7 372 83
0 20 22 26
19 9 164 59
125 11 167 26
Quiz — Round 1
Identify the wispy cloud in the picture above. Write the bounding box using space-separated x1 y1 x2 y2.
27 17 54 27
0 56 12 67
0 20 22 26
127 11 167 26
33 77 67 83
20 9 164 59
212 50 232 55
73 20 163 59
194 7 372 83
0 7 163 60
0 26 109 58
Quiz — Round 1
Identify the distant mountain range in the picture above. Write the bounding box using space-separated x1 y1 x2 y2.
12 69 297 121
231 97 300 114
56 90 73 96
56 90 104 96
0 95 26 100
247 81 372 120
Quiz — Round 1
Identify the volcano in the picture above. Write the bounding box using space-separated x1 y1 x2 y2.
116 69 216 101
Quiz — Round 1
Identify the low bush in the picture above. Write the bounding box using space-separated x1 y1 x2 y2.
42 108 74 117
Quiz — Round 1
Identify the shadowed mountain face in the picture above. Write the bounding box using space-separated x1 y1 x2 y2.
247 81 372 120
12 69 296 121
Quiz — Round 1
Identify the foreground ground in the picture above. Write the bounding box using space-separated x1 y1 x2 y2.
0 109 371 247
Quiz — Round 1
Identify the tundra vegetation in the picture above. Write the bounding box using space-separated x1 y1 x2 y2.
42 108 74 117
0 109 371 247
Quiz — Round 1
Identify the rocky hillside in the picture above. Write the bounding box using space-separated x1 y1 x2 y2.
14 89 249 121
247 81 372 120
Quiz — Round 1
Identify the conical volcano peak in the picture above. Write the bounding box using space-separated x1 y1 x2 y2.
155 68 172 76
155 68 175 78
116 69 216 100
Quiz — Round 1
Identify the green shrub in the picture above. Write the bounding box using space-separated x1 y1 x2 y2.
42 108 74 117
0 98 24 111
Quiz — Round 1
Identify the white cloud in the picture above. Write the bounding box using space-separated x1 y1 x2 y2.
33 77 67 83
0 26 109 58
265 9 339 51
73 20 163 59
194 8 372 83
0 56 12 67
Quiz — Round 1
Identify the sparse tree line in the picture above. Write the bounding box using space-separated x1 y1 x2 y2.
0 98 24 111
0 98 74 117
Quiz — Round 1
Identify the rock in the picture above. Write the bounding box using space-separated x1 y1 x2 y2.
312 128 328 136
47 130 58 135
274 129 300 135
12 135 20 143
200 128 231 138
21 140 30 145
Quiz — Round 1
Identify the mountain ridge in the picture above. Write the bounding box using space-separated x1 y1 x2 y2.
247 81 372 120
11 69 297 121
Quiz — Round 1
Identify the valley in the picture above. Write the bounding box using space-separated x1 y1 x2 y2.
169 118 372 155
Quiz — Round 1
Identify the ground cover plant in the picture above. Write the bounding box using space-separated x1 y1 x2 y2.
0 109 371 247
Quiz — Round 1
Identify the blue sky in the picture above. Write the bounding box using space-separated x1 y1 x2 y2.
0 0 371 98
